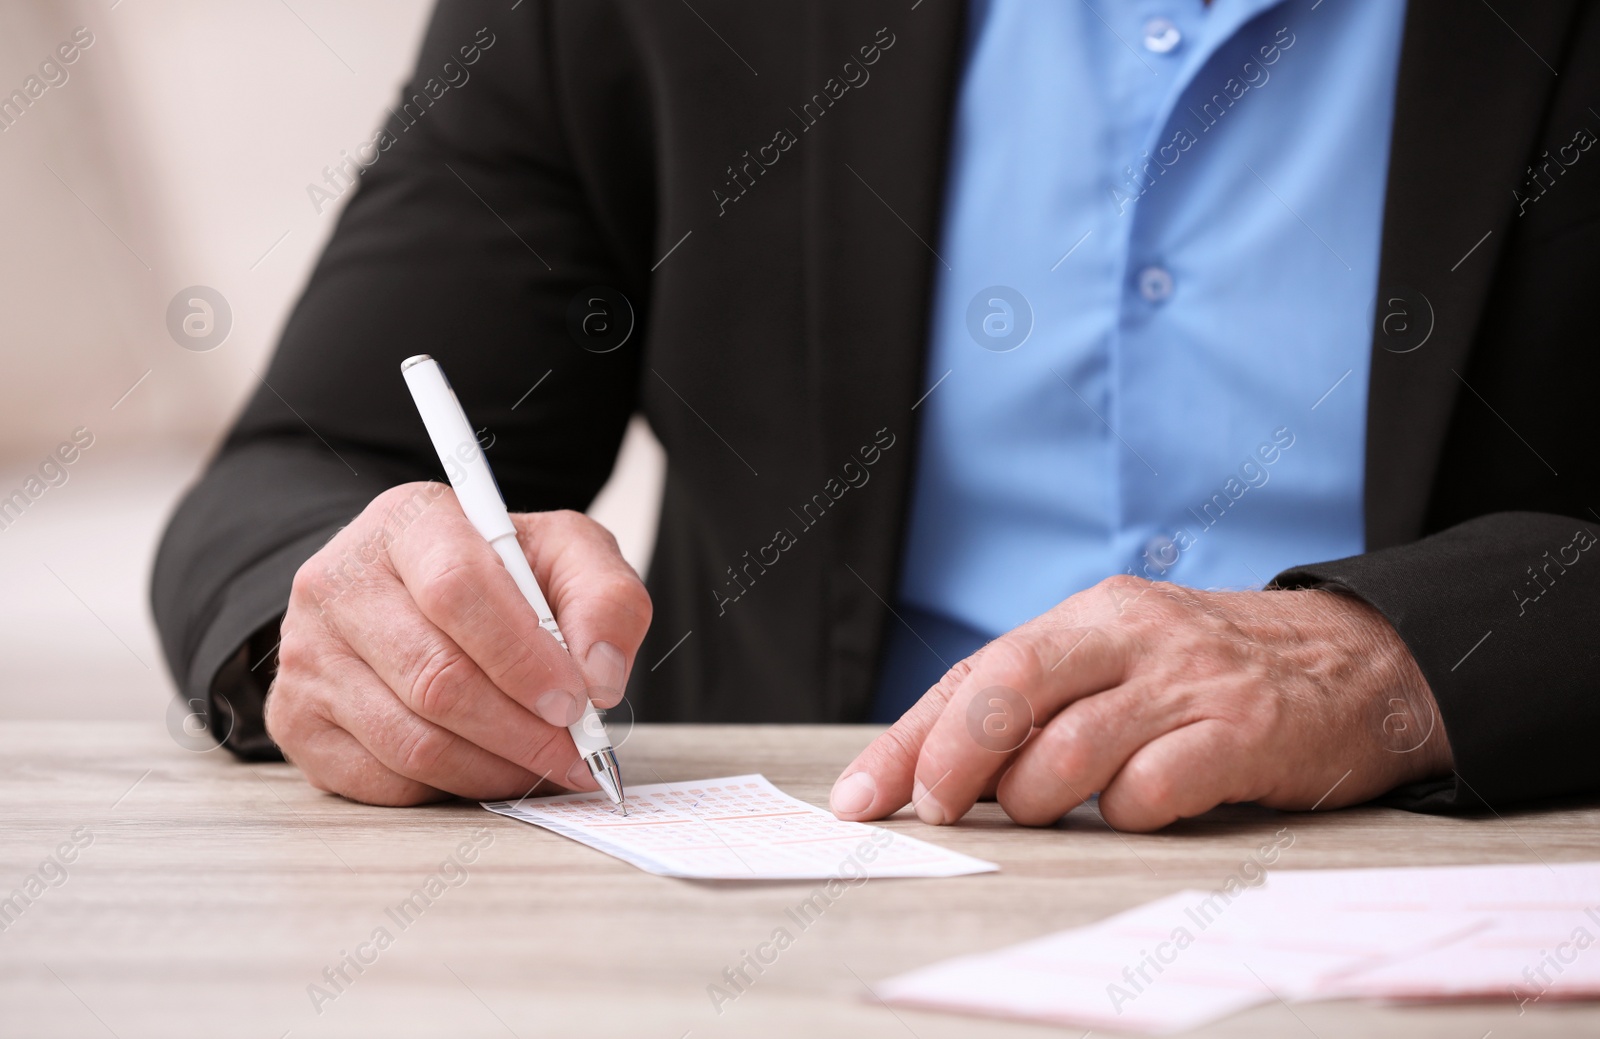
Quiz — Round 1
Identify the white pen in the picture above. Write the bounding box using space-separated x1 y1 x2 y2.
400 354 626 812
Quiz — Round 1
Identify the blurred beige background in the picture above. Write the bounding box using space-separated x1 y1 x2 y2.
0 0 664 724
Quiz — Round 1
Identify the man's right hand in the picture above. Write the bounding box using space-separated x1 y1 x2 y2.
265 483 652 806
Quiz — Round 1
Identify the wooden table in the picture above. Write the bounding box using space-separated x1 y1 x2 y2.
2 722 1596 1038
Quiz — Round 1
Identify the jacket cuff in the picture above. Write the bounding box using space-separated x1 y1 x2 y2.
186 522 345 760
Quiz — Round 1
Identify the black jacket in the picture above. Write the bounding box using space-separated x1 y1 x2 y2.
153 0 1600 813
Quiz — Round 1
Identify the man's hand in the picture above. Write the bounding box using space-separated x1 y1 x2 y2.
266 483 651 806
829 576 1452 832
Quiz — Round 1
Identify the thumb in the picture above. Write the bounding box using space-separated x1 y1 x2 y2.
829 657 977 821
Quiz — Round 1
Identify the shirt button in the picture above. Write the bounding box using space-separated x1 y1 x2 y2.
1137 265 1174 303
1142 16 1182 54
1143 533 1178 571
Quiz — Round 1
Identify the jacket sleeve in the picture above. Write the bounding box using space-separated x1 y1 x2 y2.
150 0 651 756
1272 510 1600 812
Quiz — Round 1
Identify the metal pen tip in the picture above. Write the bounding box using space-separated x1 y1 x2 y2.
585 748 627 810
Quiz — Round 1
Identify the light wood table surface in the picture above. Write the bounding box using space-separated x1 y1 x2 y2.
2 721 1597 1038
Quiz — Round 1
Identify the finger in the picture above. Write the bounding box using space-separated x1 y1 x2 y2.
266 660 448 806
513 510 652 709
994 679 1183 826
320 653 573 801
282 708 448 806
324 580 594 792
911 625 1127 825
386 490 590 727
829 653 978 822
1098 720 1245 832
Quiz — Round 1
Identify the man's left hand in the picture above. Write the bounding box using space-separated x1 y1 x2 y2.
828 576 1453 832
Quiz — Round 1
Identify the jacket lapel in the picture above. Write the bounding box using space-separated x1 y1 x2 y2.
1365 0 1579 548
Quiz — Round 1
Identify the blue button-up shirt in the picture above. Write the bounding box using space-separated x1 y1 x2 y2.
874 0 1407 720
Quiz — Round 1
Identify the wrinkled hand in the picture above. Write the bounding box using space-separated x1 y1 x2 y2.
830 576 1452 832
266 483 651 806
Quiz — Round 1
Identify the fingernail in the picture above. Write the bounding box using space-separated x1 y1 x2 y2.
584 641 627 704
565 756 598 790
536 690 582 727
912 779 946 826
830 772 876 815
